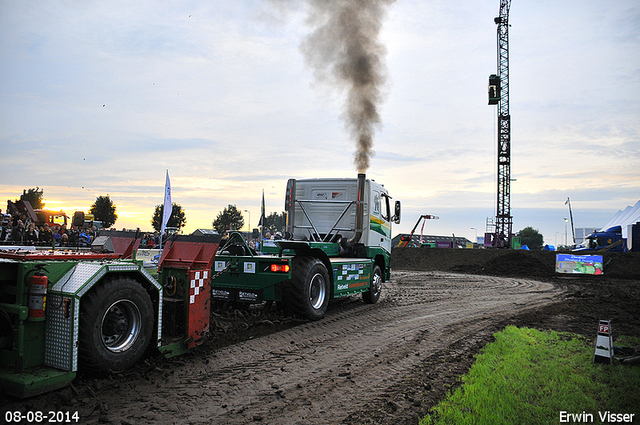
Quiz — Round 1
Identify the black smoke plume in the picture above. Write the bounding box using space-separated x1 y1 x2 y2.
300 0 393 173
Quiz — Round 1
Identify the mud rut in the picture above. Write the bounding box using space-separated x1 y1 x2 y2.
16 271 561 425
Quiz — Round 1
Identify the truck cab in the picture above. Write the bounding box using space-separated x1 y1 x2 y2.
285 176 397 254
34 209 68 228
574 226 623 252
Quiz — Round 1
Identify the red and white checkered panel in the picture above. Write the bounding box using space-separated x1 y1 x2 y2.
190 270 208 304
187 270 210 349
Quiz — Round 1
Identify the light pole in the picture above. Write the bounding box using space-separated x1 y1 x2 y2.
244 210 251 236
564 218 568 246
470 227 477 246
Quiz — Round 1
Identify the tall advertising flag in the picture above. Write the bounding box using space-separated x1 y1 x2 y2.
258 189 265 236
161 171 172 235
566 197 575 245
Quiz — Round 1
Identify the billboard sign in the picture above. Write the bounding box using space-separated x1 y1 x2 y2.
555 254 603 275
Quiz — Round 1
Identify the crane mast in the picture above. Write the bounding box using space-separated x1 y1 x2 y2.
489 0 512 248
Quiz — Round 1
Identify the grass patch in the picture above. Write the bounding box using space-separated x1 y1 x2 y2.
421 326 640 425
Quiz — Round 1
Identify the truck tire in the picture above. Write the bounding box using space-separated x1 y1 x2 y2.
288 257 330 321
363 265 382 304
79 277 154 372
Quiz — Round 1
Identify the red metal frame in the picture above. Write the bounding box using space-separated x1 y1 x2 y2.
159 239 219 272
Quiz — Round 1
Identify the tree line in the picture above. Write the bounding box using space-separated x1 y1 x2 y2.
211 205 285 236
12 188 286 236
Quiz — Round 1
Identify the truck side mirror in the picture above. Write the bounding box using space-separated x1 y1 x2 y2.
393 201 401 224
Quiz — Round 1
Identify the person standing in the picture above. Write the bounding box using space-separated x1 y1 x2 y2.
11 220 25 245
52 227 61 246
25 223 38 245
40 226 53 246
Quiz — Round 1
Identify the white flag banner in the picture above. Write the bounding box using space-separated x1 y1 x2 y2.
161 171 172 235
258 189 265 227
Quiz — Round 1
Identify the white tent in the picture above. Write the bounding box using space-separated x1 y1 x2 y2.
600 208 627 232
599 200 640 247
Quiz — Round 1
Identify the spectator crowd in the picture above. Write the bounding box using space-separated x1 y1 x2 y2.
1 209 97 247
139 232 161 249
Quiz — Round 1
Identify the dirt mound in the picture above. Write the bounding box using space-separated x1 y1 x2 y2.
391 247 640 279
461 250 555 277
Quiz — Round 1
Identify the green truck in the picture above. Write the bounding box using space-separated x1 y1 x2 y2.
212 174 401 320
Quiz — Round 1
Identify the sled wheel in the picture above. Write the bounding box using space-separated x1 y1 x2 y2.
288 257 329 320
363 265 382 304
79 277 154 372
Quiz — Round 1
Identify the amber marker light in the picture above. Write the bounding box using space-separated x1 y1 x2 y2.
270 264 290 273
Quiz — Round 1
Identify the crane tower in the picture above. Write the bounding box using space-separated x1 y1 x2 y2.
488 0 512 248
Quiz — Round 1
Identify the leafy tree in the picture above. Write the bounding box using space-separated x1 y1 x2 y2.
519 226 544 250
152 203 187 232
20 187 44 209
262 212 286 236
90 195 118 228
212 205 244 234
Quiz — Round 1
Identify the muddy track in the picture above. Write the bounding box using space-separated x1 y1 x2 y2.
3 271 563 424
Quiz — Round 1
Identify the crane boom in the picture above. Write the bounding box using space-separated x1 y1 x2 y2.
489 0 512 248
399 214 439 247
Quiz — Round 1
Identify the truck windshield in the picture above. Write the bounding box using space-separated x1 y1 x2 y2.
577 236 600 249
587 236 609 249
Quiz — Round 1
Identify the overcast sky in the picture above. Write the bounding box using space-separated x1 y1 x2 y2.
1 0 638 246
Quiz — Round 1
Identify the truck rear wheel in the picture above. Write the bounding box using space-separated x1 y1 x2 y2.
79 277 154 372
363 265 382 304
288 257 329 320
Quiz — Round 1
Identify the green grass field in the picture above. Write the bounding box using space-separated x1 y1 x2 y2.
421 326 640 425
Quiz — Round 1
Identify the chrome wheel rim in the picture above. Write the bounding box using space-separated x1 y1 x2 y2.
372 271 382 298
101 300 141 352
309 272 326 310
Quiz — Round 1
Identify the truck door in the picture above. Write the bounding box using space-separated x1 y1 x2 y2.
370 190 392 253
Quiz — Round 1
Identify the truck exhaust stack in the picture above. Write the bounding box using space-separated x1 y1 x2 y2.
344 173 366 247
